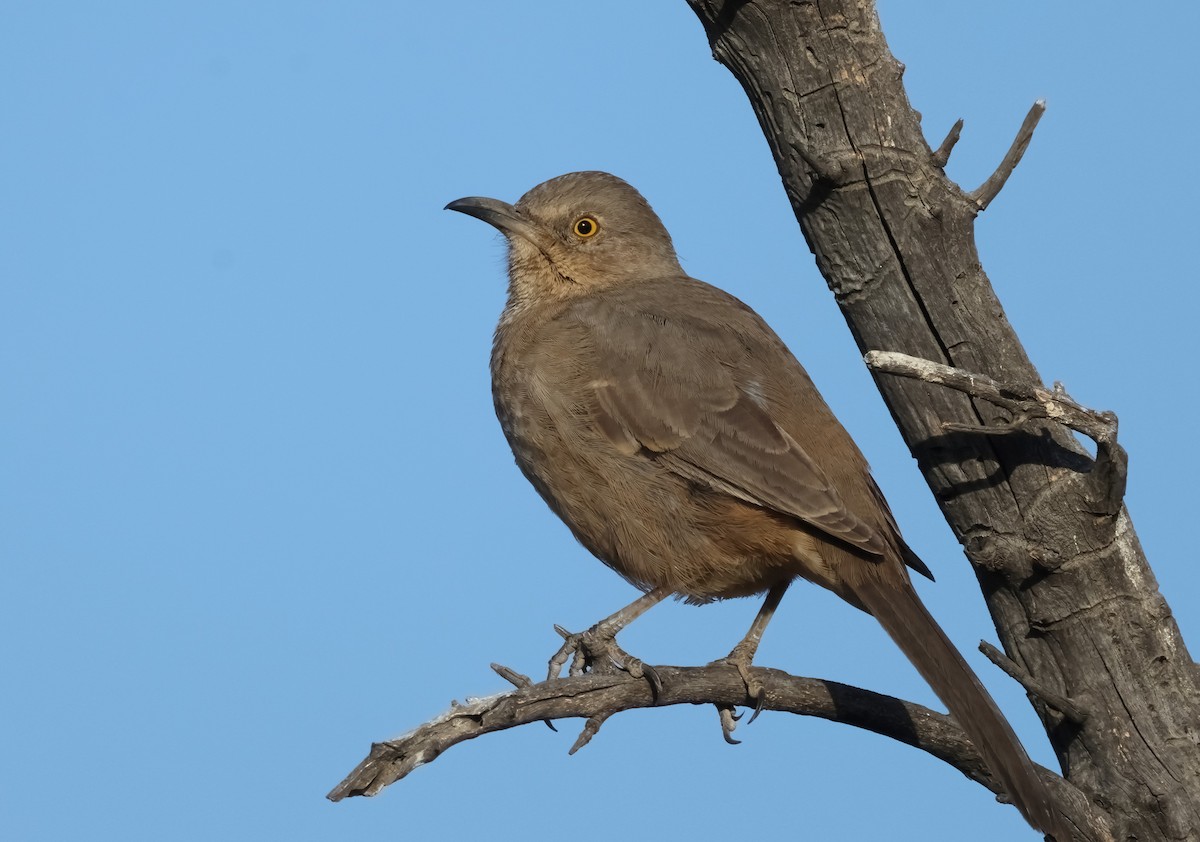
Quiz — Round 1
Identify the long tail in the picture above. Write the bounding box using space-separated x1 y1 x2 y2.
850 569 1069 840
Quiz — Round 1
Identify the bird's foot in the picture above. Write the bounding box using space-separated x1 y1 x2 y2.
548 622 662 699
710 642 767 723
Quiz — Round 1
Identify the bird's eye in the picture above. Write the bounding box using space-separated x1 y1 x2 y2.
572 216 599 238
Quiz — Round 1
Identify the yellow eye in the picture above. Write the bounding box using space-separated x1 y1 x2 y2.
572 216 599 238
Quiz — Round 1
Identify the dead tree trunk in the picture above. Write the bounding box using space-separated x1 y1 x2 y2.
683 1 1200 839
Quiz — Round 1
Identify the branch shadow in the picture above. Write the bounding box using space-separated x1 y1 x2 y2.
910 427 1095 501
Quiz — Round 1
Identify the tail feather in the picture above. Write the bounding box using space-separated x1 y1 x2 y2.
851 570 1069 840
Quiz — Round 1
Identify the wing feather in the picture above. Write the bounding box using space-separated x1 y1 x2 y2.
568 282 887 558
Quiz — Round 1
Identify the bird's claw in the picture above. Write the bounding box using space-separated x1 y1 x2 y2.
716 704 742 744
548 623 662 700
710 648 767 723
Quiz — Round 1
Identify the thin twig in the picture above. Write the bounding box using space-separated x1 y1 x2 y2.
863 350 1116 445
491 663 533 689
864 350 1126 510
932 118 964 168
969 100 1045 211
569 712 611 754
979 642 1090 725
493 663 558 731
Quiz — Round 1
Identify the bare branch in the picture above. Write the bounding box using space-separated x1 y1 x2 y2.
327 662 1105 839
864 351 1116 444
491 662 534 689
932 118 964 168
328 666 954 799
969 100 1045 211
980 642 1090 725
865 350 1127 516
568 711 612 754
331 663 1109 837
492 662 558 731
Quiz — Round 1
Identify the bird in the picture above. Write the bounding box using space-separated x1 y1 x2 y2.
446 170 1067 839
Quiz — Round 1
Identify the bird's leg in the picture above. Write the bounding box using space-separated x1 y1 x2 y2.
711 581 789 721
548 586 671 696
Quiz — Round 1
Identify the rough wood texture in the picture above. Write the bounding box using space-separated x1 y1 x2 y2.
684 1 1200 839
329 662 1105 840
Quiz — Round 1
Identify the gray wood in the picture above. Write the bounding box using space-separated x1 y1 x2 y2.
685 1 1200 839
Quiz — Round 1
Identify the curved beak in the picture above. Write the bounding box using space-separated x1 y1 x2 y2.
444 196 555 252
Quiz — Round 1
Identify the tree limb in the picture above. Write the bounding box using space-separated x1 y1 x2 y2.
931 118 964 168
327 666 982 799
968 100 1046 211
863 351 1116 444
979 641 1090 726
864 350 1127 512
328 662 1109 838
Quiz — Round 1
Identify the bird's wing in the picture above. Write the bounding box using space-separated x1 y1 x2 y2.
569 286 887 558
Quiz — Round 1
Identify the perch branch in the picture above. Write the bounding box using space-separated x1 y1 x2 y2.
969 100 1045 211
327 662 1103 837
329 666 978 799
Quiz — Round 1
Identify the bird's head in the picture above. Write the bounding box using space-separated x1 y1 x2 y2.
446 171 683 304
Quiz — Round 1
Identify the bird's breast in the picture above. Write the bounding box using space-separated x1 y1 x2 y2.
490 321 800 601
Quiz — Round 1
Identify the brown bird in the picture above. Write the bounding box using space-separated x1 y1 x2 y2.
447 171 1066 839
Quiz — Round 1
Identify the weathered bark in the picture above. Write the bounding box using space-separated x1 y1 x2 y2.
329 663 1096 831
683 1 1200 839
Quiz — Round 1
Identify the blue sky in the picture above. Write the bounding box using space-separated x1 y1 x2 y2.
4 3 1196 840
